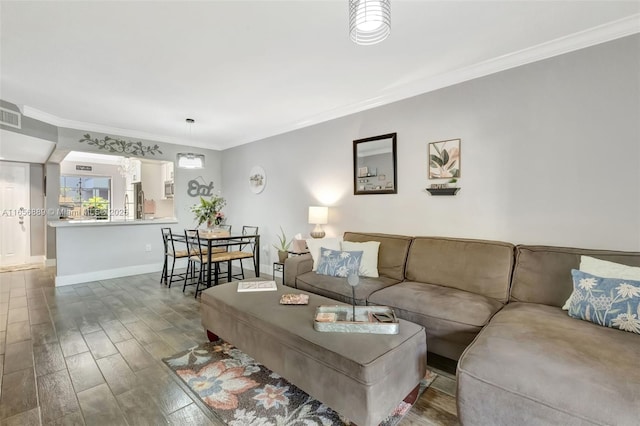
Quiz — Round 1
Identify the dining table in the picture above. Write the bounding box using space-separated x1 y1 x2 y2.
198 231 261 288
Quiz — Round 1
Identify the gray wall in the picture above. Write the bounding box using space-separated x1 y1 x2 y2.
0 100 58 142
29 164 45 256
221 34 640 271
45 163 59 260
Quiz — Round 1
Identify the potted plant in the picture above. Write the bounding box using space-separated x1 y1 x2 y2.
190 195 227 229
272 226 292 263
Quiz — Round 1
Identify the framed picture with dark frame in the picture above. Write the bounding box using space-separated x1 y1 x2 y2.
353 133 397 195
428 138 460 179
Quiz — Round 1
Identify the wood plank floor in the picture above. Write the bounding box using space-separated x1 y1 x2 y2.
0 266 458 425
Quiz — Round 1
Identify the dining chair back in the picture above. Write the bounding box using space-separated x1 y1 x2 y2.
160 228 190 288
184 229 235 297
225 226 259 280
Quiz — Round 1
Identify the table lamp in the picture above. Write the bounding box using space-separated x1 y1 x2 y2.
308 206 328 239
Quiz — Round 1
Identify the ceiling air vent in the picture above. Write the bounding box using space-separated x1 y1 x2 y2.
0 107 22 129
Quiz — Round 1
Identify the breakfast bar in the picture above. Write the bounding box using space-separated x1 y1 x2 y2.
48 218 178 286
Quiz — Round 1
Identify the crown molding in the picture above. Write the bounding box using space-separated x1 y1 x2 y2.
224 13 640 149
21 106 221 151
22 14 640 151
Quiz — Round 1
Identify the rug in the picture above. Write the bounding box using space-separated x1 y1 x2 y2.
0 263 42 273
163 340 436 426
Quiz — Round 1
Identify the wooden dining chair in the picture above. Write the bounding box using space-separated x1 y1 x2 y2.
228 225 259 280
184 229 234 297
160 228 191 288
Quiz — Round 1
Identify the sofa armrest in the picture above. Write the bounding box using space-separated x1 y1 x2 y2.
284 254 313 288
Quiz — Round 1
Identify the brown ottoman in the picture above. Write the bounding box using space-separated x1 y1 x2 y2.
201 282 426 426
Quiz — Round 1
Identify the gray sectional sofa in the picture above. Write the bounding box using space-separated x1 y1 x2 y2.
284 232 640 425
457 245 640 425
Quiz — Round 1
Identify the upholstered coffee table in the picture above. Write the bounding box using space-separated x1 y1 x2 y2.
201 282 426 426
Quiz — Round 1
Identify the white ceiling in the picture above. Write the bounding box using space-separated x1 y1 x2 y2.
1 1 638 151
0 130 55 163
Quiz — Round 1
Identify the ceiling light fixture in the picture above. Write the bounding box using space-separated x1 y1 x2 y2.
177 153 205 169
177 118 205 169
349 0 391 46
118 157 137 179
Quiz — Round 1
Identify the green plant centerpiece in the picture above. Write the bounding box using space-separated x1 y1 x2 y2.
191 195 227 229
273 226 292 263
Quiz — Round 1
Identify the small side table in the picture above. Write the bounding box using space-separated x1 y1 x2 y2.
273 262 285 283
273 251 309 286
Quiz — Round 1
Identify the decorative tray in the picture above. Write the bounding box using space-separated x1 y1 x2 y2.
279 294 309 305
313 305 399 334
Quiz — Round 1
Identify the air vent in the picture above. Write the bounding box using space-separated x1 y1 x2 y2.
0 107 22 129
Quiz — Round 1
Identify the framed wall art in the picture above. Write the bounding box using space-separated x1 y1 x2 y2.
353 133 397 195
428 138 460 179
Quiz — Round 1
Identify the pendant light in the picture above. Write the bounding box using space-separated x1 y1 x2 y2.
177 118 205 169
349 0 391 45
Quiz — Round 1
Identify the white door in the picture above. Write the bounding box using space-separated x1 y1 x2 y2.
0 162 30 266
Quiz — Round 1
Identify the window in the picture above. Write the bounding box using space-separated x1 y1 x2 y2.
59 176 111 219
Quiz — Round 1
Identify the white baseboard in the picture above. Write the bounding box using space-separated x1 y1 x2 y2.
54 258 272 286
29 255 46 264
45 258 57 267
55 263 164 286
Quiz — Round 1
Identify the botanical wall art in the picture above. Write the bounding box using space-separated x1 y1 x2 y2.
79 134 162 156
428 138 460 179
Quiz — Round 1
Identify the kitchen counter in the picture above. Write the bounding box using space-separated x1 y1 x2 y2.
49 218 181 285
48 218 178 228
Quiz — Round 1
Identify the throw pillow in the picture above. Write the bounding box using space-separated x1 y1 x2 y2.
305 238 342 271
567 269 640 334
562 256 640 310
341 241 381 278
316 248 363 278
580 255 640 279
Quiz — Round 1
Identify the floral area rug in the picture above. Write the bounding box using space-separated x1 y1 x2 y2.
163 341 436 426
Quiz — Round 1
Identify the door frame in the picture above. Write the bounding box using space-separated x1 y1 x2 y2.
0 161 31 266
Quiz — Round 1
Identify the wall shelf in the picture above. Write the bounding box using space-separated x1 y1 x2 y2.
426 187 460 196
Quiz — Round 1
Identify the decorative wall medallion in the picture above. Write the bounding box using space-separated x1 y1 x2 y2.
249 166 266 194
79 134 163 156
187 176 215 197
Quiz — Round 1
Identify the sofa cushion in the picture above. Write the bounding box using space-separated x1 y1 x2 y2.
405 237 514 303
316 248 363 278
562 256 640 310
295 271 400 306
457 302 640 425
341 241 380 277
343 232 413 281
567 269 640 334
368 281 504 360
511 245 640 307
306 238 342 271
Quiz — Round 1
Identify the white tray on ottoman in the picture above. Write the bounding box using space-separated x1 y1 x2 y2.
201 281 426 426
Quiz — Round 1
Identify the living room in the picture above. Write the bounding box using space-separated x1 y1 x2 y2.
0 1 639 425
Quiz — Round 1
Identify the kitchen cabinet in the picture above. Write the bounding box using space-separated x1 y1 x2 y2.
141 162 163 202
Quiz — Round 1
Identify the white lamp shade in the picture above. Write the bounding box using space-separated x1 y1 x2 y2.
308 206 328 225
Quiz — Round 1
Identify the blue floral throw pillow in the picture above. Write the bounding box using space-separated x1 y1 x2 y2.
567 269 640 334
316 248 363 278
